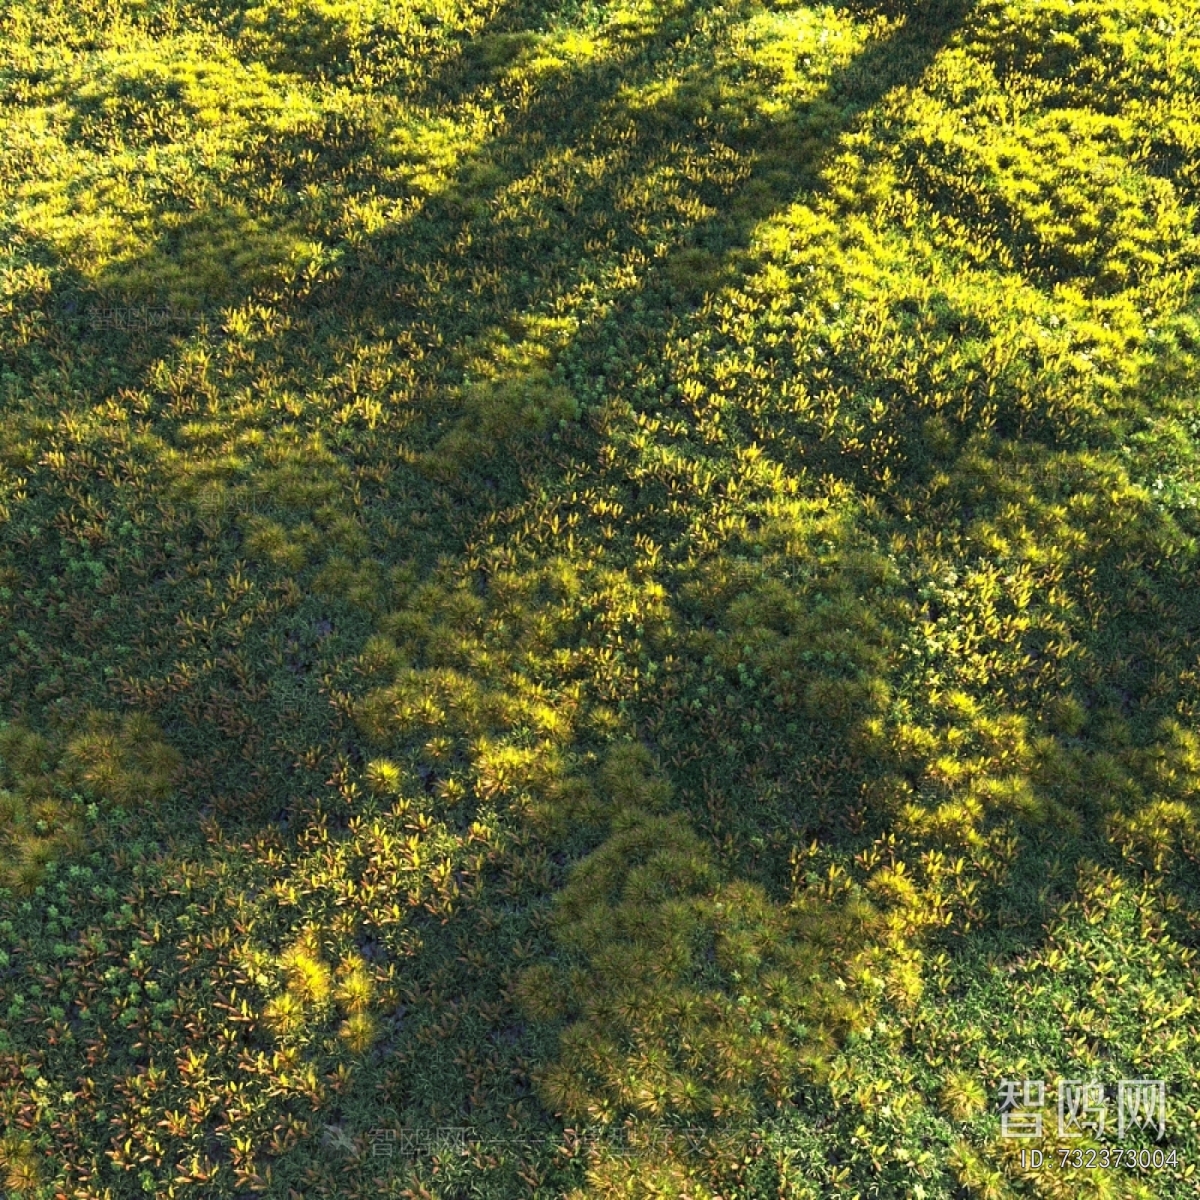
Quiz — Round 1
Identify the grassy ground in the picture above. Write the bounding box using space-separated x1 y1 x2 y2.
2 0 1200 1195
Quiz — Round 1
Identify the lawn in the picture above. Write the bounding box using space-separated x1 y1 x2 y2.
2 0 1200 1195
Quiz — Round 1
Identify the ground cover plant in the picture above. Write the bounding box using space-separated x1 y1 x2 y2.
2 0 1200 1194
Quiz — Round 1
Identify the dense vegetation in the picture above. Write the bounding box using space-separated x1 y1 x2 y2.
2 0 1200 1194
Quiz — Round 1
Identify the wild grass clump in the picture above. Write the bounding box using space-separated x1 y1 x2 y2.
0 1133 41 1198
0 713 179 894
428 368 580 478
523 745 892 1151
262 933 380 1055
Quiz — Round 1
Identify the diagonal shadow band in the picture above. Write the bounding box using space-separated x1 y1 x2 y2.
28 0 978 427
275 0 980 363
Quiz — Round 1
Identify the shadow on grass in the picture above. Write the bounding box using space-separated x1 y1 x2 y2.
21 0 976 398
11 0 1200 1186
